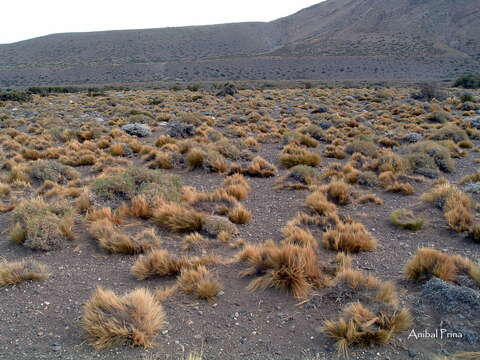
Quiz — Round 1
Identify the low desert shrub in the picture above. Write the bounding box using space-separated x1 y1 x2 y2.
12 197 75 251
390 209 423 231
422 182 473 232
280 144 321 168
92 167 181 202
131 249 218 280
235 240 329 298
345 140 378 158
178 266 222 300
323 221 377 253
454 74 480 89
404 248 479 285
0 260 50 286
323 303 412 358
27 160 80 184
89 220 161 254
154 203 206 233
82 287 165 349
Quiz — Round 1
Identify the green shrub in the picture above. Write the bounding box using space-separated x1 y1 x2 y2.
0 91 32 102
345 140 378 158
428 111 451 123
12 197 76 251
288 165 321 185
431 125 469 143
390 209 423 231
92 167 182 202
454 74 480 89
187 83 202 92
460 93 476 102
28 160 79 184
411 83 446 101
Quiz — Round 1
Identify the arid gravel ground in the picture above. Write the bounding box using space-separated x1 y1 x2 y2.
0 86 479 360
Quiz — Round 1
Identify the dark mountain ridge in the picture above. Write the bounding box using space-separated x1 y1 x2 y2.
1 0 479 86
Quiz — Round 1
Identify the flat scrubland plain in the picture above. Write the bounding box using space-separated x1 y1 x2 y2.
0 86 479 360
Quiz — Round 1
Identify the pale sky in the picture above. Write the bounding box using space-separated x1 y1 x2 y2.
0 0 323 44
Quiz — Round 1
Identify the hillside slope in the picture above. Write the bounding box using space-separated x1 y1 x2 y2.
1 0 479 86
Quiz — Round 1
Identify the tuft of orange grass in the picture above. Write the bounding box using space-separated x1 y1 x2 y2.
323 303 412 358
0 260 50 286
178 265 222 300
228 204 252 224
357 194 384 205
182 232 208 251
86 207 123 225
154 203 206 233
404 248 480 285
88 219 160 254
82 287 165 349
326 180 351 205
306 190 338 217
235 240 329 298
281 225 317 248
131 249 219 280
422 182 474 232
323 221 377 253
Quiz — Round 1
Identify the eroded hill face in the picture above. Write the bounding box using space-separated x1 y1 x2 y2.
1 0 479 86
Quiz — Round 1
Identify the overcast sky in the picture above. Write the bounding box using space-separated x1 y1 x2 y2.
0 0 323 44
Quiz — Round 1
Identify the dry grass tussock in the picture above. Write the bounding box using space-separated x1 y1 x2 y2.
323 221 377 253
88 219 161 254
154 203 206 233
131 249 219 280
0 260 50 286
422 182 474 232
235 240 329 298
404 248 480 285
82 287 165 349
281 224 317 248
11 197 76 251
322 302 412 358
280 144 321 168
178 266 222 300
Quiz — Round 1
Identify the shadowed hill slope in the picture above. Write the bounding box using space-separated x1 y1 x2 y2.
1 0 479 86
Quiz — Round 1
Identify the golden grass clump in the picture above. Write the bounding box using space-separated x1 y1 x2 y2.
0 260 50 286
334 267 398 305
422 182 474 232
223 174 251 200
0 183 12 197
182 232 208 251
306 190 338 217
404 248 480 285
86 206 123 225
323 221 377 253
326 180 352 205
131 249 218 280
357 194 384 205
280 144 321 168
82 287 165 349
186 148 206 169
322 303 412 358
235 240 329 298
178 266 222 300
243 156 277 177
154 203 206 233
228 204 252 224
281 225 317 248
88 219 161 254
